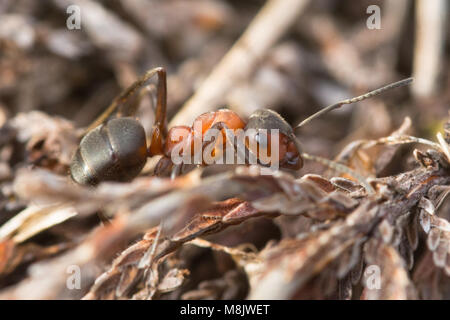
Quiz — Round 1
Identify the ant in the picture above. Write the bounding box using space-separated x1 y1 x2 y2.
70 67 412 186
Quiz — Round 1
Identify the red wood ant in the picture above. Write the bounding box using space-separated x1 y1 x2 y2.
70 67 412 185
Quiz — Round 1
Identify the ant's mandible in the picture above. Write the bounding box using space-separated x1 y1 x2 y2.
70 67 412 185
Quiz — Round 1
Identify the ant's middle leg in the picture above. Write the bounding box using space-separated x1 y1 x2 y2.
153 155 184 179
154 155 174 177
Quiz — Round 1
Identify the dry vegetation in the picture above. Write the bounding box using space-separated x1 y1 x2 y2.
0 0 449 300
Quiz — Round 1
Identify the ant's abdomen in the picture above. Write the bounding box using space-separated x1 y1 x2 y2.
70 117 147 185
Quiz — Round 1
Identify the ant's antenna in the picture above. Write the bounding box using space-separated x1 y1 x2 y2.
295 78 413 130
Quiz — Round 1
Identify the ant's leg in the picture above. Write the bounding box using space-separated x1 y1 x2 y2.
127 83 156 119
97 211 111 226
87 67 168 149
154 156 173 177
149 68 167 156
170 163 183 179
153 156 183 179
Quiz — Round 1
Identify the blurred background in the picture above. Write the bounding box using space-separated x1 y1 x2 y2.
0 0 449 300
0 0 448 175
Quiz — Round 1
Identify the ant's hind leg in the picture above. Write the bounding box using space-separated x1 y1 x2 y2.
87 67 168 146
149 68 168 156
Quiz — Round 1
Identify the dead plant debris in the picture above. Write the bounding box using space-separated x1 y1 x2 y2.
0 0 449 300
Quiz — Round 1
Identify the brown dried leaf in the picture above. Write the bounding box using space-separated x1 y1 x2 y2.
363 240 417 300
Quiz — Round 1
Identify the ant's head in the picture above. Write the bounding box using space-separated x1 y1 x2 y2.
244 109 303 170
241 78 414 172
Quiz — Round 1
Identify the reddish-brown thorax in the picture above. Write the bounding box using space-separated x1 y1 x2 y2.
164 109 245 157
163 109 301 170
